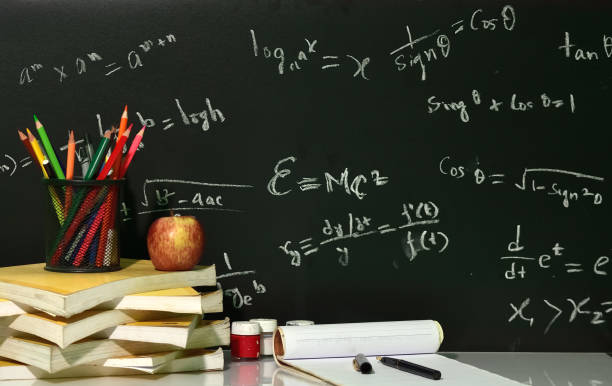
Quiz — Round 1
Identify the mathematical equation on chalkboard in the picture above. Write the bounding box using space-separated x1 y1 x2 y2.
18 34 177 86
508 296 612 335
439 156 605 208
427 90 575 123
96 97 227 134
250 4 517 83
266 156 389 199
503 223 609 334
215 252 268 311
278 202 447 269
502 225 609 279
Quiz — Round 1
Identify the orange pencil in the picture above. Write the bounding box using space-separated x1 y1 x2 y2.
96 126 131 180
118 125 146 178
111 105 128 178
66 130 75 180
116 106 128 139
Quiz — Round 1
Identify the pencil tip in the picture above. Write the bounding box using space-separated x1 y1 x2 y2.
18 130 26 140
33 115 42 128
103 130 112 138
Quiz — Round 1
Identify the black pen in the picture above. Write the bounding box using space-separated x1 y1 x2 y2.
353 353 372 374
376 356 441 380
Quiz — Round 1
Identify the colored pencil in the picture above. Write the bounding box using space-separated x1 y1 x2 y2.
64 131 76 217
73 199 105 266
107 228 118 266
96 126 131 180
66 131 75 179
50 129 111 262
111 106 128 177
96 184 118 267
20 129 63 224
41 160 64 225
84 130 111 180
118 125 146 178
34 115 65 179
47 186 65 225
18 130 43 176
88 232 100 266
65 220 89 263
98 126 116 175
50 185 107 265
26 129 50 178
68 194 106 265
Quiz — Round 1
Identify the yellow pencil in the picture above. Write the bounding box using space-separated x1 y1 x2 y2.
27 129 49 178
27 129 64 224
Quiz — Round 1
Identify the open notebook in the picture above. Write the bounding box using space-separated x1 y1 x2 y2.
273 320 523 385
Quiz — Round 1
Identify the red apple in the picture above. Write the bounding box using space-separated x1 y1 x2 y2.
147 215 205 271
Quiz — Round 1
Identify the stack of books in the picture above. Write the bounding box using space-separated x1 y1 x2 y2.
0 259 229 380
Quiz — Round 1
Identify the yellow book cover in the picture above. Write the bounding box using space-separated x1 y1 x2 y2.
0 259 216 317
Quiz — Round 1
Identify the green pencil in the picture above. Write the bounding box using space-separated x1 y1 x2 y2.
84 130 112 180
34 114 65 179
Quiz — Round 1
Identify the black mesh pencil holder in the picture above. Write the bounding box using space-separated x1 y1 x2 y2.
43 178 125 273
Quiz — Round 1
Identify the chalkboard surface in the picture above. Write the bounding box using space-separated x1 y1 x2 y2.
0 0 610 351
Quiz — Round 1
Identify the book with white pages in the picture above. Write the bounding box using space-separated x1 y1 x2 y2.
0 347 224 380
103 314 200 347
105 348 223 374
0 288 223 317
103 350 179 368
0 317 229 373
95 287 206 314
0 299 34 317
200 289 223 313
9 310 175 348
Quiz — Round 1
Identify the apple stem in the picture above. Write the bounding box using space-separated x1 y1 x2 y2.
170 209 174 217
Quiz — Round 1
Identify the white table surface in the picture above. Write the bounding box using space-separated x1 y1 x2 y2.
2 351 611 385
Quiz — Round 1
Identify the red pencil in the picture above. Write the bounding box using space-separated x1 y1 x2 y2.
17 130 38 168
118 125 146 178
96 125 131 180
112 106 128 175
